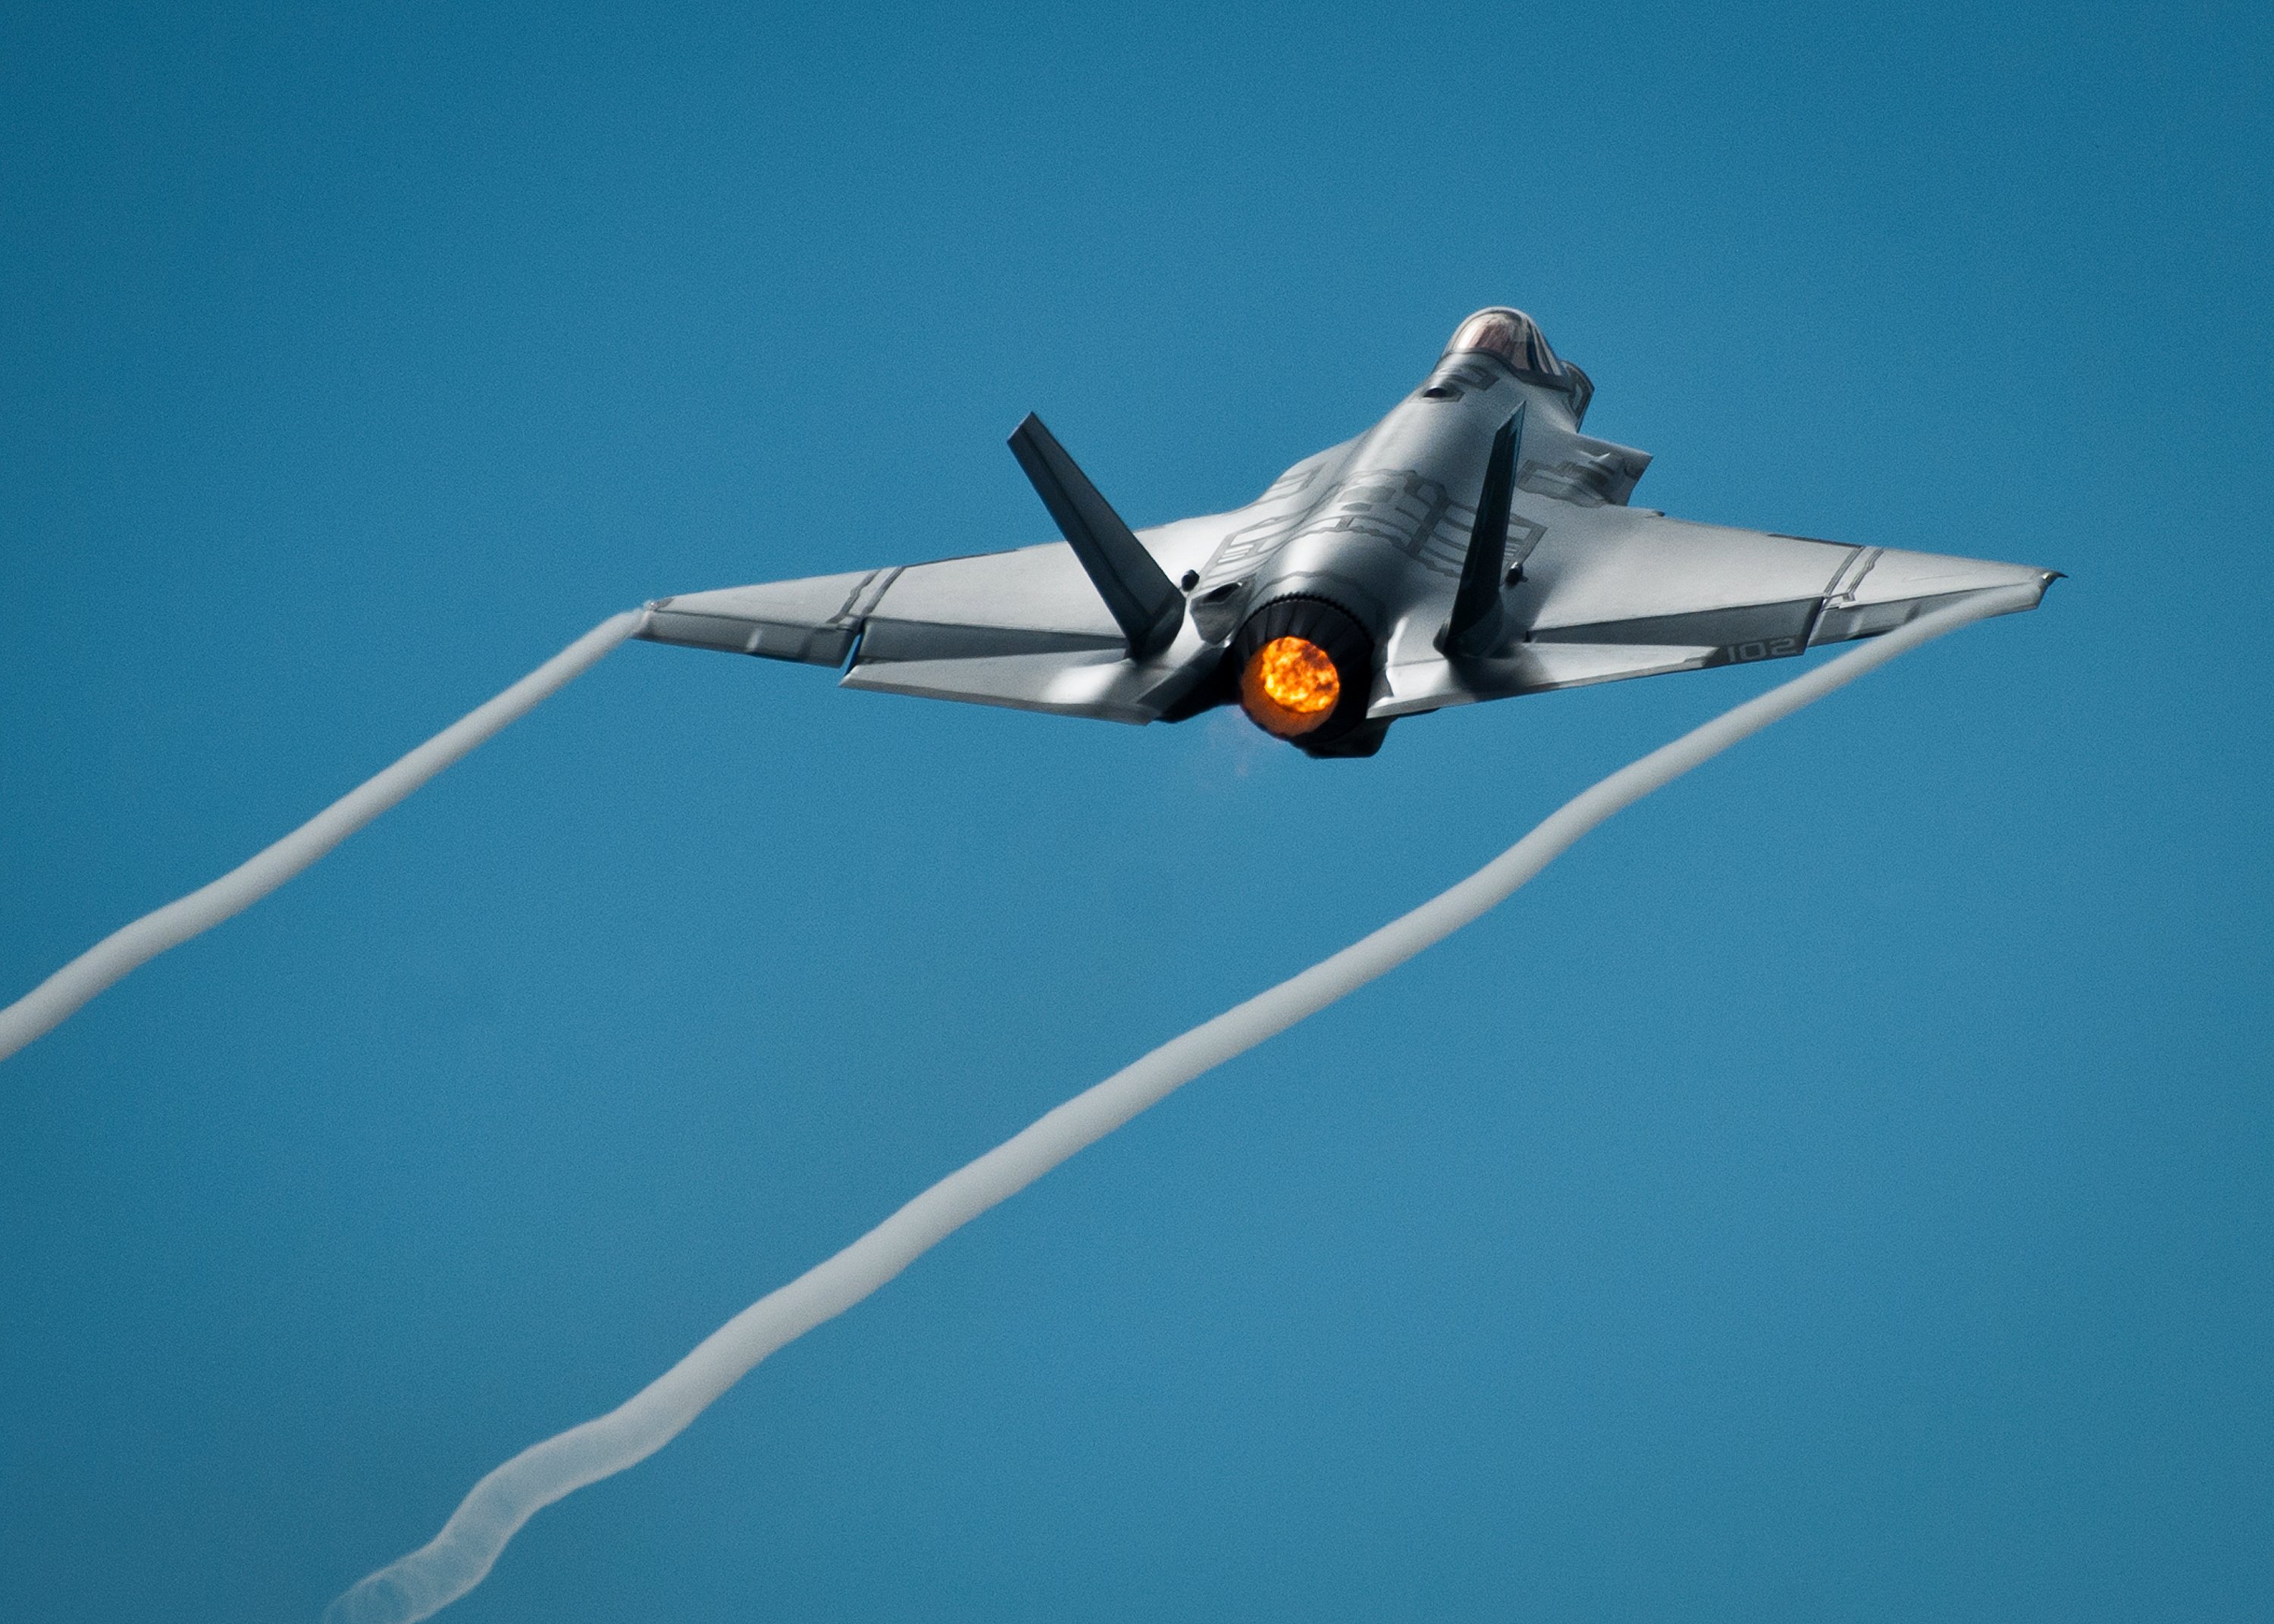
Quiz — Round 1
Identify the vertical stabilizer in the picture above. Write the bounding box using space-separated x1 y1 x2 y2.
1444 406 1523 659
1007 413 1184 661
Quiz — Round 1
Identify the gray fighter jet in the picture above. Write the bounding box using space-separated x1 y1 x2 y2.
641 308 2056 757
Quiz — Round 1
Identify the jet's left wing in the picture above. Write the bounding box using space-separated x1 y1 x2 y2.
637 433 1363 724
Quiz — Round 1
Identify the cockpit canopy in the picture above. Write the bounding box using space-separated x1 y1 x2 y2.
1439 307 1593 421
1445 308 1563 378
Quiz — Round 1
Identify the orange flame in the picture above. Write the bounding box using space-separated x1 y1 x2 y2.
1240 636 1342 737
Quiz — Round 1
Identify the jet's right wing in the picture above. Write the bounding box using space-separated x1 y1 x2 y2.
1374 504 2056 716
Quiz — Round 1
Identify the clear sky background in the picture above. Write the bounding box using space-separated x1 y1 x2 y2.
2 4 2267 1621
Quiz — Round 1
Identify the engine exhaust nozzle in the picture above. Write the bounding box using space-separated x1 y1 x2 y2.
1232 596 1374 745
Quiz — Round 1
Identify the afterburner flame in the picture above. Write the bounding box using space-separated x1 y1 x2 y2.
1241 636 1342 737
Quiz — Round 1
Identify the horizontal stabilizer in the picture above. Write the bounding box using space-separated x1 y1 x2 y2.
841 646 1210 724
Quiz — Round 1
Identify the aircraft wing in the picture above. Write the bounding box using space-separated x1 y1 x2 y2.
1372 504 2056 717
641 532 1193 725
637 434 1363 724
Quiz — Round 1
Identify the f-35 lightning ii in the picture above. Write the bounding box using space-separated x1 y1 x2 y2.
640 308 2056 757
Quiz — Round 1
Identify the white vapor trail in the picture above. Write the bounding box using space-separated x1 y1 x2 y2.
0 612 643 1065
324 584 2036 1624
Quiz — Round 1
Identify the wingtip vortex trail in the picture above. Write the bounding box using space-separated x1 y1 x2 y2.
323 584 2038 1623
0 611 642 1065
321 1574 417 1624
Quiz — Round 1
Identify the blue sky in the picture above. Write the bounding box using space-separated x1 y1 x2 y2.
2 3 2268 1620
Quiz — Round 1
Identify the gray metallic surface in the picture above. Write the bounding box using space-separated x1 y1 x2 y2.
637 308 2056 745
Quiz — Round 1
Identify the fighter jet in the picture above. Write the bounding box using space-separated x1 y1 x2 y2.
641 308 2056 758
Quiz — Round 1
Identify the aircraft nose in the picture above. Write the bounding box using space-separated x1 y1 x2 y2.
1813 546 2060 643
